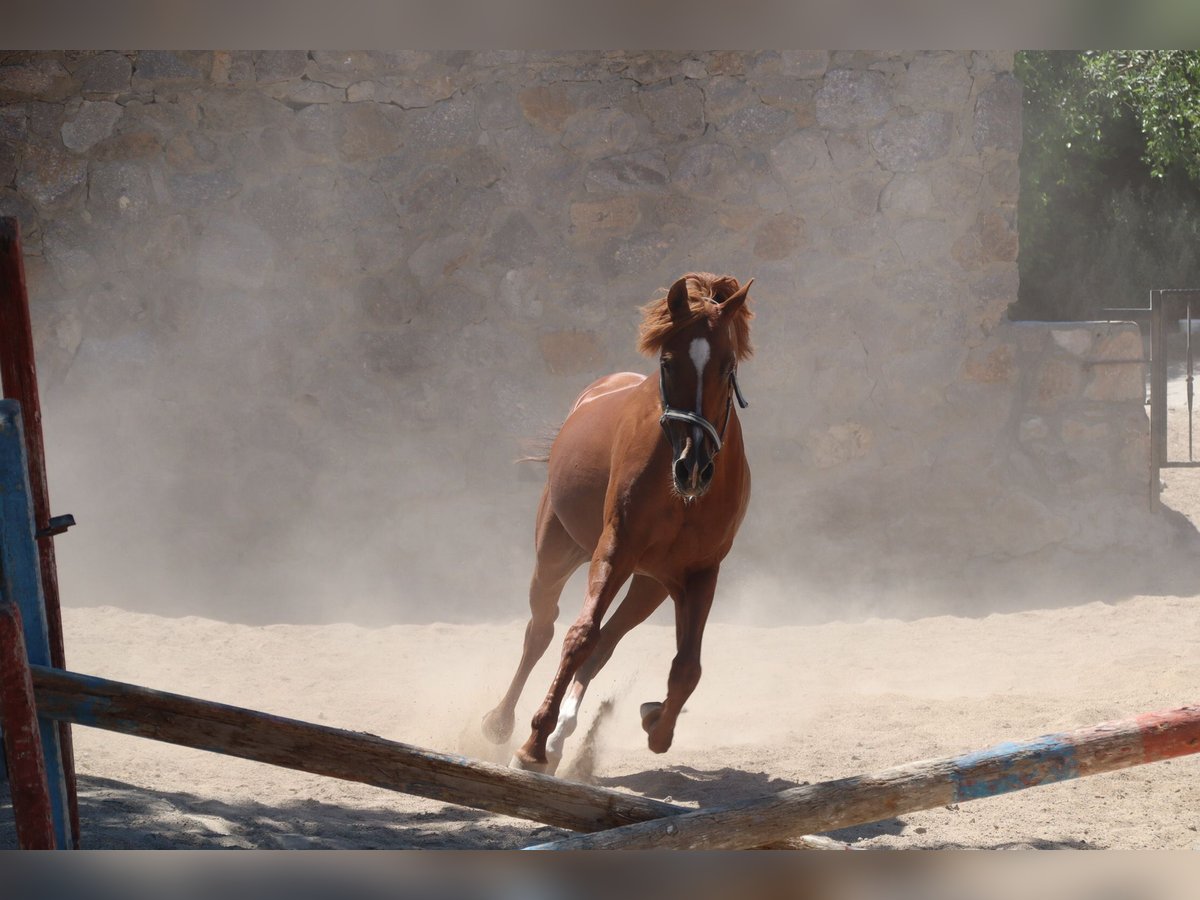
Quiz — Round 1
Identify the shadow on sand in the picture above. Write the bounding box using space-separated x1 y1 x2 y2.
0 774 567 850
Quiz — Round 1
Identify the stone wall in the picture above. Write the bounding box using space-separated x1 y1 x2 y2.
0 50 1183 625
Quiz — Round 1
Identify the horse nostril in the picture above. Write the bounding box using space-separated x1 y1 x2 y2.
674 458 691 486
701 461 715 484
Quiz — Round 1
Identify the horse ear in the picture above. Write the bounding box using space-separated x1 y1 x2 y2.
720 278 753 316
667 277 690 322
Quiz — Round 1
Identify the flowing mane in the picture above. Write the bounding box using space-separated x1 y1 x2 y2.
637 271 754 361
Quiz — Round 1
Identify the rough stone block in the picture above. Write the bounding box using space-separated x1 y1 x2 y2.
0 138 17 186
584 150 669 193
702 76 756 121
560 108 638 158
895 219 953 263
199 90 291 131
870 111 954 172
1050 327 1093 357
473 81 523 131
253 51 309 84
1091 327 1143 361
880 173 935 216
963 341 1016 383
338 102 401 161
638 81 705 141
92 130 161 162
264 80 345 105
769 130 830 187
778 51 830 79
1034 358 1083 407
753 214 806 260
29 100 64 139
77 52 132 96
1083 363 1145 402
977 210 1018 261
133 51 206 88
0 59 75 102
16 140 86 209
86 159 156 218
1019 416 1049 442
168 170 240 207
519 83 575 131
897 52 971 110
1062 414 1109 440
60 100 123 152
210 51 255 85
715 102 795 137
973 74 1022 153
0 105 26 142
569 197 641 238
815 69 891 129
805 421 872 469
539 329 605 375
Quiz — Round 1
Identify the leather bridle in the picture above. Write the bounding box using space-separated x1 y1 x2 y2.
658 364 749 459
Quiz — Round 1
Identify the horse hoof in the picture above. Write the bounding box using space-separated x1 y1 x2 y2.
481 709 514 744
508 752 557 776
639 701 663 734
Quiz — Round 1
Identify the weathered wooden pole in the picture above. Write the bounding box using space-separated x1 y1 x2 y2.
27 663 688 833
0 604 56 848
0 217 78 846
527 704 1200 849
29 662 843 848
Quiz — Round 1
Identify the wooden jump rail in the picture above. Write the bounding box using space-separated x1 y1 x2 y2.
527 703 1200 849
27 662 683 835
24 663 840 848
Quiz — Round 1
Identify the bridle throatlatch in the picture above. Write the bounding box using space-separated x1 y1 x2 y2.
658 366 749 457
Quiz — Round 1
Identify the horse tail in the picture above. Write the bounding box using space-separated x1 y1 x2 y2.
515 426 559 464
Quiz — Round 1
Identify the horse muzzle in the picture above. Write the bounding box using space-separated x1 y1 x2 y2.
673 447 715 498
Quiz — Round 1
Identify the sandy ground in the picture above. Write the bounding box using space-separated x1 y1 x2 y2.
3 596 1200 850
4 379 1200 850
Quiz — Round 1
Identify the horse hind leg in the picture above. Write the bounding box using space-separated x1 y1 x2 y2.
482 500 585 745
512 530 634 773
541 574 668 772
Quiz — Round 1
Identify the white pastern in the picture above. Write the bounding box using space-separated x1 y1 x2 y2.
546 694 580 756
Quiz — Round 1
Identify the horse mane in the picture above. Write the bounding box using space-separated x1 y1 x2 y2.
636 272 754 361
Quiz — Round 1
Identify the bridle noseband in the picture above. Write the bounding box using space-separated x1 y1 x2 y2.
658 364 749 458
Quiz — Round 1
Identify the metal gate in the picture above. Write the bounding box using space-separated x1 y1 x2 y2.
1108 289 1200 510
1147 290 1200 509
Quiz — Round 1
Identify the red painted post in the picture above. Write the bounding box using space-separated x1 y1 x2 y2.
0 604 56 849
0 217 79 847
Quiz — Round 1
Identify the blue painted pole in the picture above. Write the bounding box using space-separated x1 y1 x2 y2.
0 400 71 848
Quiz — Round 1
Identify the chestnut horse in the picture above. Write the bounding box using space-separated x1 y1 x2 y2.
482 272 754 774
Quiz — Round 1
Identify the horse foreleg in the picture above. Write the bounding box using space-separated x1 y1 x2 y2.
643 567 718 755
542 575 668 769
513 536 632 772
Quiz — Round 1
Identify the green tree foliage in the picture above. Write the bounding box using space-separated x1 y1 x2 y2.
1014 51 1200 320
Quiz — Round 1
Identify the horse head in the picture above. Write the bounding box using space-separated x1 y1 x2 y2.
639 273 754 500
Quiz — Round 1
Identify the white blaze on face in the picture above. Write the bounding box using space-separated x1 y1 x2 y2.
689 337 711 412
688 337 711 454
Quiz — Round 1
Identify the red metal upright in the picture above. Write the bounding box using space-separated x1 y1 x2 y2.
0 604 56 848
0 217 79 847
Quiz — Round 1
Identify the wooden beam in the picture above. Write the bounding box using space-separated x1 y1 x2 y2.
528 704 1200 849
28 663 699 834
0 604 56 848
28 664 845 847
0 217 79 847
